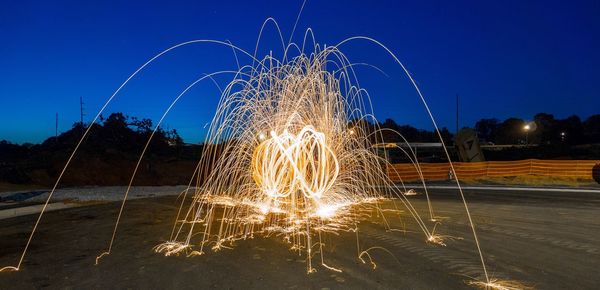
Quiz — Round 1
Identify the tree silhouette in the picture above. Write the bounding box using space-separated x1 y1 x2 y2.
584 114 600 143
494 118 525 144
475 118 500 143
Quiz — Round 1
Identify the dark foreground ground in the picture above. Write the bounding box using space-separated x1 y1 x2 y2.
0 187 599 289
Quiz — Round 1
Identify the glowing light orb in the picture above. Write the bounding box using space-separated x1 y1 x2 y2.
252 126 339 200
252 126 341 225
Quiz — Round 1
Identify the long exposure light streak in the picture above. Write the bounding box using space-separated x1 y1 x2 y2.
0 12 526 289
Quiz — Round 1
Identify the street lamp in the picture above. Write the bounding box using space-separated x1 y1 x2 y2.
523 124 531 145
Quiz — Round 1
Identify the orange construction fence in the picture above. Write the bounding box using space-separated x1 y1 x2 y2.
387 159 600 182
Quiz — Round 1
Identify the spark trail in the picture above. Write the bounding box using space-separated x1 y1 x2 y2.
1 15 527 290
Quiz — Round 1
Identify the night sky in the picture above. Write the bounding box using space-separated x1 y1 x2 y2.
1 0 599 144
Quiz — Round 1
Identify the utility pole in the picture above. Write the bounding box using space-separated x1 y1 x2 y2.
456 94 459 135
79 96 85 124
55 113 58 142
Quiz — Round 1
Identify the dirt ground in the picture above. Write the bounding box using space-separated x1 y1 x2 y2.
0 188 599 289
462 175 600 188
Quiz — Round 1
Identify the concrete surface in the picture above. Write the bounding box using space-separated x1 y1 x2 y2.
0 202 82 220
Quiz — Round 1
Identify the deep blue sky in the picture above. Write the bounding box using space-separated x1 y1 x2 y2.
1 0 599 144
